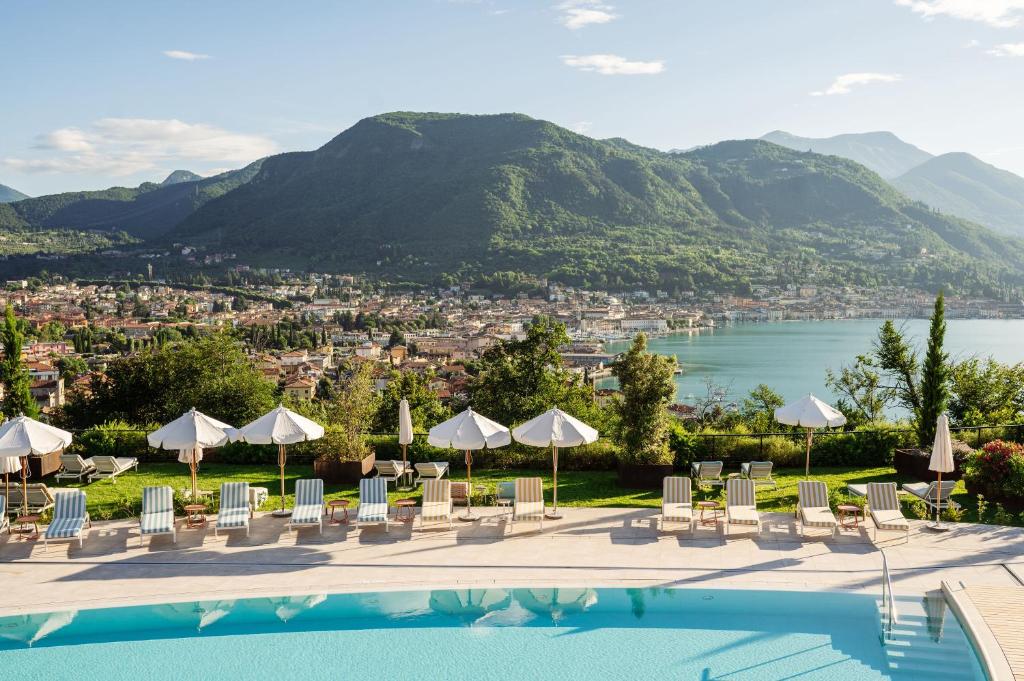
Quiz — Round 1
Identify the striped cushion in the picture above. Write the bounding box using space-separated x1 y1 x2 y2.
726 478 756 508
867 482 900 511
514 478 544 519
801 507 837 528
727 506 760 525
220 482 250 512
871 509 909 531
292 504 323 524
358 478 389 521
744 462 773 479
217 508 249 528
693 461 723 480
496 481 515 501
142 486 174 515
46 516 84 538
141 510 175 534
294 479 323 508
663 477 692 505
422 479 452 521
798 481 829 509
47 491 87 538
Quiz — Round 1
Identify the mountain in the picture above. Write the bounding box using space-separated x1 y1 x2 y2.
170 112 1024 293
161 170 203 186
1 161 263 239
892 152 1024 239
0 183 28 203
761 130 933 178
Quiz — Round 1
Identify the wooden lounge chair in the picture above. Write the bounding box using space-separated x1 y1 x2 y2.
6 483 55 515
44 490 91 549
660 476 693 531
356 478 389 532
741 461 776 488
139 485 176 546
288 479 324 535
88 455 139 482
725 478 762 536
215 482 251 538
691 461 724 489
902 480 959 513
414 461 450 485
867 482 909 543
55 454 96 482
420 479 453 529
374 460 410 489
511 477 544 532
451 481 470 507
797 480 837 538
0 495 8 535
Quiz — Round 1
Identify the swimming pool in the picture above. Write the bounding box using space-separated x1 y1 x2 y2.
0 587 985 680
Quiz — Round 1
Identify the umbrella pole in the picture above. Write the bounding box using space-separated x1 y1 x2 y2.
459 449 479 521
804 429 812 479
547 445 563 520
272 444 292 517
191 449 198 504
935 471 942 525
400 443 410 491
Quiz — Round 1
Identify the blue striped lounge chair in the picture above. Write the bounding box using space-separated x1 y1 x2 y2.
420 479 453 529
88 455 139 483
494 481 515 514
56 454 96 482
288 479 325 535
725 478 762 537
797 480 837 538
511 477 544 532
741 461 776 488
357 478 389 532
44 490 91 549
690 461 724 489
215 482 251 538
660 476 693 532
139 485 177 546
0 495 8 535
867 482 909 543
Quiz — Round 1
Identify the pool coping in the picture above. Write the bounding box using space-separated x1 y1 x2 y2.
942 580 1015 681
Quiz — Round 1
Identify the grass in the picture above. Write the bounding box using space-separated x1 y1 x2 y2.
20 463 1019 527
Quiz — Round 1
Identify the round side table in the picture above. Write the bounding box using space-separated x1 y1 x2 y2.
395 498 416 523
837 504 863 530
328 499 350 525
184 504 207 529
15 514 40 540
696 501 722 527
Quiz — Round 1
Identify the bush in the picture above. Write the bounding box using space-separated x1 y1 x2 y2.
73 420 159 461
964 440 1024 499
365 435 619 470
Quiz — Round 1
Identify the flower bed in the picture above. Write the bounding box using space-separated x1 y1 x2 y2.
963 440 1024 512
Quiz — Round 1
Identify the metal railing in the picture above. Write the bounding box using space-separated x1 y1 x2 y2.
880 549 898 642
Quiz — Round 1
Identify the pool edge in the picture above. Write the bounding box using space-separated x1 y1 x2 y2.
942 580 1013 681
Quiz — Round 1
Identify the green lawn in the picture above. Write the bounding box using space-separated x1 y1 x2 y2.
27 463 1009 526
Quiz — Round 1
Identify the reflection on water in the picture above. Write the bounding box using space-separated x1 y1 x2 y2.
271 594 326 623
158 600 237 632
0 610 77 646
514 588 598 624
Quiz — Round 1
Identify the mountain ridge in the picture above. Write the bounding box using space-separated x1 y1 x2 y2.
760 130 933 178
0 183 29 203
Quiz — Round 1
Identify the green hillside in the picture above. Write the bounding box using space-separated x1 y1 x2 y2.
761 130 933 179
0 183 29 203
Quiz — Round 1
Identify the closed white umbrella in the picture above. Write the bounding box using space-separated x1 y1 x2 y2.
148 408 233 503
512 408 598 519
1 451 21 516
236 404 324 516
398 399 414 490
928 413 955 531
428 407 510 521
0 415 73 516
774 394 847 477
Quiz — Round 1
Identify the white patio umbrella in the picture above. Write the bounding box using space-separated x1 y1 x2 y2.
398 398 414 490
235 404 324 516
0 415 73 515
512 408 598 519
928 413 955 531
147 408 233 503
774 394 847 477
428 407 510 521
1 453 21 516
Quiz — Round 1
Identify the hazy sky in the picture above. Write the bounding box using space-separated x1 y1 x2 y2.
3 0 1023 196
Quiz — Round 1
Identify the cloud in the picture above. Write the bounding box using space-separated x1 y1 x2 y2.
894 0 1024 27
5 118 276 175
964 38 981 48
810 72 902 96
571 121 593 135
987 42 1024 56
557 1 617 29
561 54 664 75
163 50 210 61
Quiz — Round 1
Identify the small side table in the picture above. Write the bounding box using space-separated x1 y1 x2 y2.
328 499 350 525
184 504 207 529
838 504 863 530
395 498 416 523
696 501 722 528
15 514 40 540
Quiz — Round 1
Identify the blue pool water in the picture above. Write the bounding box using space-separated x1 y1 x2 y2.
0 587 985 680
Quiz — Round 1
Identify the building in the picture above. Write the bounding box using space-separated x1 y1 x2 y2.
283 376 316 400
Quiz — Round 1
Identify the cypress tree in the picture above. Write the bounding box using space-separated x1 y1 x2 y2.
1 305 40 418
917 291 949 445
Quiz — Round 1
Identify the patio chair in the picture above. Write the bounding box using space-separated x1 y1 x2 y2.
88 455 139 482
215 482 251 538
414 461 450 485
660 476 693 532
740 461 776 489
494 481 515 514
55 454 96 482
797 480 837 538
6 483 55 515
902 480 959 513
420 479 453 529
375 460 411 489
288 478 325 535
451 481 470 507
725 478 762 537
44 490 91 549
867 482 910 543
139 485 176 546
356 478 389 532
0 495 8 535
511 477 544 532
690 461 724 489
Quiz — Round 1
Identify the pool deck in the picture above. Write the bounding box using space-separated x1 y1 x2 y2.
2 507 1022 619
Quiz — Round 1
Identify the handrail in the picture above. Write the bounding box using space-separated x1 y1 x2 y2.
880 549 898 642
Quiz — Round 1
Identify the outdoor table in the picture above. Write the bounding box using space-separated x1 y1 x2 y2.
328 499 349 525
184 504 207 529
697 501 722 528
395 498 416 523
838 504 863 530
15 514 40 540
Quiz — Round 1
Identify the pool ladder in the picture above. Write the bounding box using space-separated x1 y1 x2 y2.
880 549 899 643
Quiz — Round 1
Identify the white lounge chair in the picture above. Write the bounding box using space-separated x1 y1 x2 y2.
691 461 724 489
6 483 55 515
725 478 762 536
511 477 544 532
414 461 450 485
0 495 8 534
494 481 515 514
902 480 959 513
44 490 91 549
215 482 251 538
375 460 411 489
867 482 909 543
356 478 389 531
288 479 324 534
55 454 96 482
420 479 453 529
797 480 837 538
88 455 139 482
741 461 776 488
660 476 693 531
139 485 176 546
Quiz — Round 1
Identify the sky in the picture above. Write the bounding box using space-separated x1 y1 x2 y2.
2 0 1024 196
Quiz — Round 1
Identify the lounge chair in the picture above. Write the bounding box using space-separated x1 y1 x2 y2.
55 454 96 482
6 483 55 515
691 461 724 489
660 476 693 531
451 481 470 507
139 485 176 546
375 460 411 489
88 455 139 482
420 479 453 529
44 490 91 549
414 461 450 485
797 480 837 538
494 481 515 514
511 477 544 532
215 482 251 538
288 479 324 535
867 482 910 543
0 495 8 534
741 461 776 488
902 480 959 513
725 478 762 536
356 478 389 532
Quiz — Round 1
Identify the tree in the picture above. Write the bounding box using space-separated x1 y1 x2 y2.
611 333 677 465
387 329 406 349
948 358 1024 427
374 371 451 433
873 320 921 416
826 355 891 426
917 292 949 445
0 305 39 418
322 363 378 459
741 384 784 432
56 355 89 381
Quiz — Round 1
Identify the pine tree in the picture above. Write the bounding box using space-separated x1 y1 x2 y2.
0 305 40 418
917 292 949 446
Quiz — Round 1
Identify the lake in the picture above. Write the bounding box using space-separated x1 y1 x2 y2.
601 319 1024 405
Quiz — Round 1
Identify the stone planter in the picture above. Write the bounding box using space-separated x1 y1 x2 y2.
617 462 674 489
314 451 375 484
894 448 963 482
